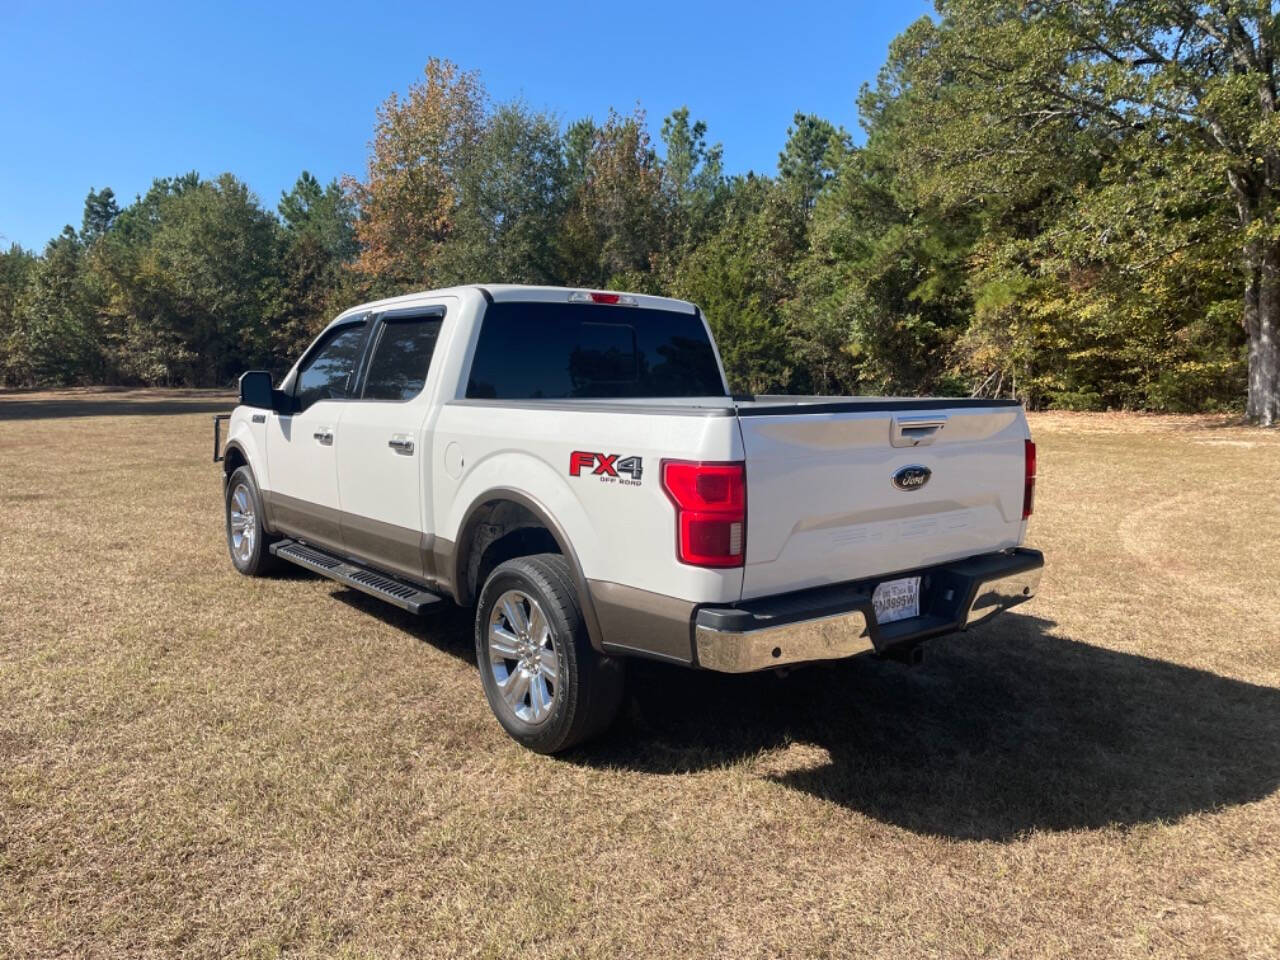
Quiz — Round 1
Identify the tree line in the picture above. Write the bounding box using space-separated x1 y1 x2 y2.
3 3 1278 423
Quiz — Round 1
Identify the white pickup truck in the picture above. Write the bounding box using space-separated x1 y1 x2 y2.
217 285 1042 752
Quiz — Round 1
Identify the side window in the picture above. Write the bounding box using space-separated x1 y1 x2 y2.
362 316 443 402
294 322 368 412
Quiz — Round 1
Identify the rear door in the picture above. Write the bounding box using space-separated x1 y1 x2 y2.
265 318 371 553
335 306 446 581
736 400 1027 599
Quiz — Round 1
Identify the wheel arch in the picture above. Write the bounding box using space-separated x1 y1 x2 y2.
222 441 249 481
222 436 275 533
451 487 604 651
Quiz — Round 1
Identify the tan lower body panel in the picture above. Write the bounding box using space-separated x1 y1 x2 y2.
588 580 697 664
263 490 439 587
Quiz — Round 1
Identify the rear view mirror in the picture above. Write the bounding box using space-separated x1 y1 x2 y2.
239 370 276 410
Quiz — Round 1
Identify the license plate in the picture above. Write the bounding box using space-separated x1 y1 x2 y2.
872 576 921 625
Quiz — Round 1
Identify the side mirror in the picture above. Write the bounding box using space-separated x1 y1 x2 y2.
239 370 276 410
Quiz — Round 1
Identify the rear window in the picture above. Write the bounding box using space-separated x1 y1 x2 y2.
466 301 726 400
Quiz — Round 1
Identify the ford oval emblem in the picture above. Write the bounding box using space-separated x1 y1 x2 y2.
892 464 931 491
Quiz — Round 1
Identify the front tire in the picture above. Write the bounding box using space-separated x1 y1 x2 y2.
225 465 279 576
475 553 624 753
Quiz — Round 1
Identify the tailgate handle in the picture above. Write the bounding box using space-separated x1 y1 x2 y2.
891 415 947 448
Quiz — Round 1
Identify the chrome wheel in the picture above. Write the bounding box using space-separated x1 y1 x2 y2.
487 589 558 725
229 482 256 563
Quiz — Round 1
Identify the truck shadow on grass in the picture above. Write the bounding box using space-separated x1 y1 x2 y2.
336 588 1280 842
582 614 1280 841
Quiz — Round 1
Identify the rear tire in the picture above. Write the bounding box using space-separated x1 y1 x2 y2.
475 553 624 753
225 465 279 577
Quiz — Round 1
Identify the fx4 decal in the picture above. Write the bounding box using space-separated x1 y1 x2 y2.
569 451 644 485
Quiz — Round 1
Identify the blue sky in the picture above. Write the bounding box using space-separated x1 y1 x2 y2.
1 0 933 252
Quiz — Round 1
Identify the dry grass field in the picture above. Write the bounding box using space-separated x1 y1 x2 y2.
1 389 1278 959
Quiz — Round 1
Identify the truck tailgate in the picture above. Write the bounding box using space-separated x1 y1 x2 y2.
736 399 1027 599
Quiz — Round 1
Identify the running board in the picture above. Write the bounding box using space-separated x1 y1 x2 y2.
270 539 443 614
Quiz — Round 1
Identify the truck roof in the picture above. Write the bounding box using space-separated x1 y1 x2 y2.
332 284 699 325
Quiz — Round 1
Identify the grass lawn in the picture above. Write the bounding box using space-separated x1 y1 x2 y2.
1 390 1278 959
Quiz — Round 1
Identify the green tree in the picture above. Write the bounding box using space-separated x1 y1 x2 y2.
100 173 280 384
563 118 597 192
790 141 974 396
559 108 669 289
17 227 104 384
439 102 569 285
80 187 120 243
873 1 1280 422
671 175 804 394
778 113 851 211
272 172 359 363
660 107 725 246
0 244 38 385
279 171 356 261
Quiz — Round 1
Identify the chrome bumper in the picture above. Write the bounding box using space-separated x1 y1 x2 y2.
966 564 1042 626
693 548 1044 674
695 608 873 673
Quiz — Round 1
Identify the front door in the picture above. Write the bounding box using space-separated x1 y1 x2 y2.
336 307 445 581
265 318 370 553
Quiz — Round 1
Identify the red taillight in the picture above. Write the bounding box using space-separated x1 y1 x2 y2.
1023 439 1037 519
590 292 620 304
661 460 746 568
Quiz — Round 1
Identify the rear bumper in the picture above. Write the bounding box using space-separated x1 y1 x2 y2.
693 547 1044 673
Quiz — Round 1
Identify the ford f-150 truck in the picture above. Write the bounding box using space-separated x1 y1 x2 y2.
216 285 1043 753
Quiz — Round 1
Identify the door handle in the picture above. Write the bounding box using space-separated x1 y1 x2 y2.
313 429 334 445
388 435 414 455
